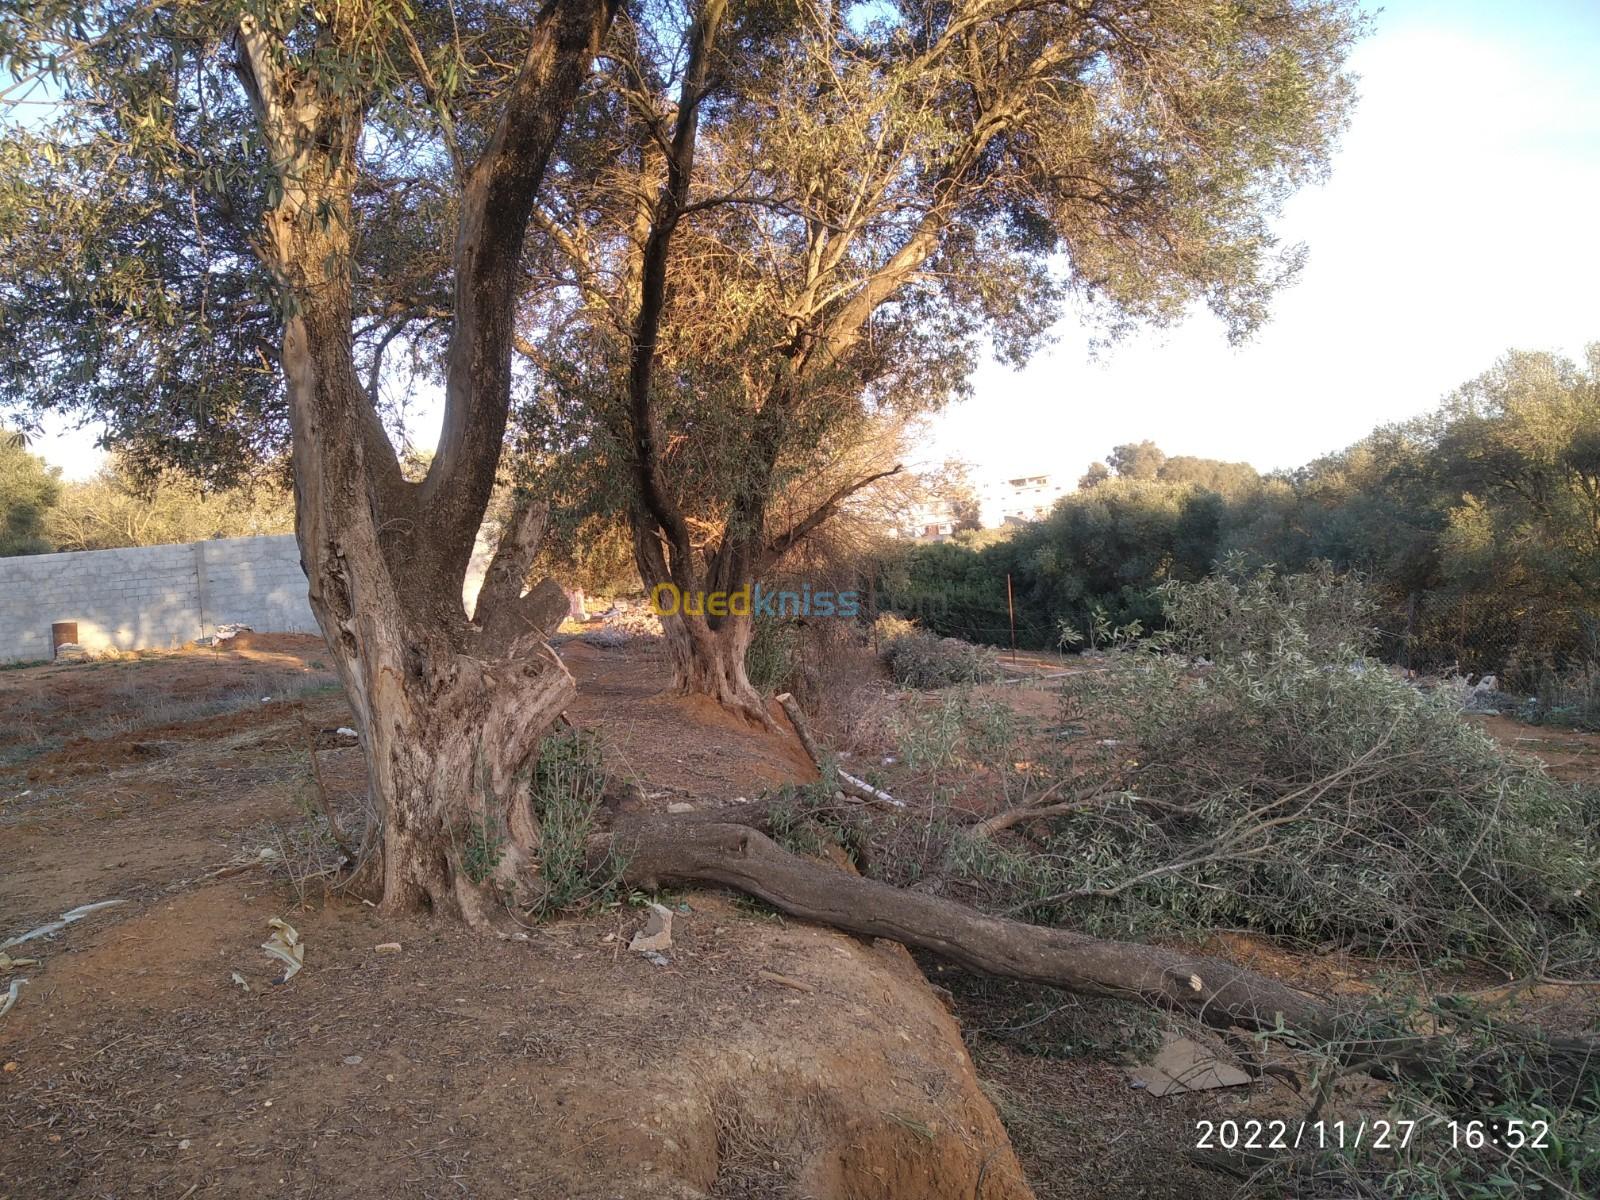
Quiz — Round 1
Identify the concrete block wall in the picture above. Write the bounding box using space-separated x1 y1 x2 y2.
196 536 320 638
0 534 318 662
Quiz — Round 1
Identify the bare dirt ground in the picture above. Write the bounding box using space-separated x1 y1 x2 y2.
5 635 1595 1199
1 636 1030 1200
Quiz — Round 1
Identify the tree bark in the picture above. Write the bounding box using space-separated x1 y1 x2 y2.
612 815 1600 1105
646 570 774 726
237 0 619 923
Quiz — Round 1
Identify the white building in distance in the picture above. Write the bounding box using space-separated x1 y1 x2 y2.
895 471 1070 541
977 473 1069 528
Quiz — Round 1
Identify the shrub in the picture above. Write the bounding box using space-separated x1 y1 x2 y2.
527 730 621 914
1026 566 1600 973
878 620 1000 689
868 566 1599 974
1155 555 1375 663
1529 658 1600 731
744 615 800 695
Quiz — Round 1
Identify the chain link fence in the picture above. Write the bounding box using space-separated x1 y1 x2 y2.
1373 594 1600 688
1369 592 1600 728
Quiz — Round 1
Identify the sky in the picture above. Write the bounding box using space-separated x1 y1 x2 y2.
25 0 1600 484
919 0 1600 483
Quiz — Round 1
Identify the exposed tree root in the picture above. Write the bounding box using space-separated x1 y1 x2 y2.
611 814 1600 1106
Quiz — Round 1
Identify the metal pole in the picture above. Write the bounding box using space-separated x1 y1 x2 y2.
1006 573 1017 665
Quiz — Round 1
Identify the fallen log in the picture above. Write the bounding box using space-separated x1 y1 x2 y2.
611 814 1600 1105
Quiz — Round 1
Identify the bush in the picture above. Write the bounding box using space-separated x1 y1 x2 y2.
744 615 800 695
527 730 621 914
1023 566 1600 973
878 619 1000 688
1529 658 1600 731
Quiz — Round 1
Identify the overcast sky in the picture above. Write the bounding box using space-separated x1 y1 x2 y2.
27 0 1600 484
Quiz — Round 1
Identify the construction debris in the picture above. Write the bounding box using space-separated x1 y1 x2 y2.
629 903 674 954
1 899 127 951
0 977 26 1020
261 918 305 983
1128 1034 1252 1096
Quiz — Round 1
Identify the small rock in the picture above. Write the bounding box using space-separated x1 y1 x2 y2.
178 1139 191 1150
666 801 695 814
629 903 674 954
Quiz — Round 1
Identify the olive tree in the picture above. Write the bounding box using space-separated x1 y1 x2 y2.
516 0 1365 718
0 0 1362 913
1 0 622 920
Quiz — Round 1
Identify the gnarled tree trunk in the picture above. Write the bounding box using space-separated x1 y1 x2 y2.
662 607 761 711
287 309 580 921
635 538 770 723
238 0 620 922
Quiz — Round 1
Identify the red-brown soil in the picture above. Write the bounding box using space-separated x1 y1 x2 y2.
9 636 1590 1199
0 637 1030 1200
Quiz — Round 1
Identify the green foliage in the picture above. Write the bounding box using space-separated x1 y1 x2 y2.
764 782 858 863
1058 570 1600 971
744 615 800 696
43 454 294 550
460 813 506 886
886 344 1600 685
528 730 620 916
880 624 1000 689
1253 991 1600 1198
900 567 1600 974
513 0 1364 626
0 430 60 555
0 0 1364 540
1153 556 1375 663
882 472 1227 646
1529 652 1600 730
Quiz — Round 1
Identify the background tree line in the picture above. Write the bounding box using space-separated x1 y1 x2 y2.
0 435 292 556
883 343 1600 683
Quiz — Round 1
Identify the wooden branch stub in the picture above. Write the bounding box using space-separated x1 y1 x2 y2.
776 692 905 809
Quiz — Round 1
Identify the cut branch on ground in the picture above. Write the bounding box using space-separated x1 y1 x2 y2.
608 812 1600 1108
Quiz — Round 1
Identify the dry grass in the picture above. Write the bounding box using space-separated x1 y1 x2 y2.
709 1083 826 1200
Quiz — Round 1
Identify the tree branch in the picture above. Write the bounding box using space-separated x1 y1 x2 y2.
624 0 729 590
614 815 1600 1104
421 0 621 590
762 464 903 568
